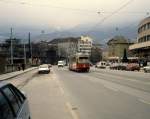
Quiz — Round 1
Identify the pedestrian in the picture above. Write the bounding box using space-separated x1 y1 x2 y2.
21 63 25 71
18 64 21 71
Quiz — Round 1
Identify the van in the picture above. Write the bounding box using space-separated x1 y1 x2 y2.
58 61 65 67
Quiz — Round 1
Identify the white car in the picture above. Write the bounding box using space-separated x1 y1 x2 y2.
38 64 50 73
143 65 150 73
95 61 106 69
0 82 31 119
58 61 65 67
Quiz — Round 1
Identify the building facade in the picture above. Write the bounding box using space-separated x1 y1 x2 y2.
78 36 93 54
107 36 133 62
49 36 93 62
49 37 79 60
90 42 102 64
129 16 150 61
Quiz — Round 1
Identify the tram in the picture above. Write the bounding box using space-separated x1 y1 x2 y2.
69 52 90 72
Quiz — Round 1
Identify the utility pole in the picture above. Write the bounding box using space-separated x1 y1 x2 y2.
28 32 32 64
24 42 26 65
10 28 13 65
28 32 31 58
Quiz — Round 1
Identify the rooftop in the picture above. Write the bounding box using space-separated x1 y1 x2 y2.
107 36 131 45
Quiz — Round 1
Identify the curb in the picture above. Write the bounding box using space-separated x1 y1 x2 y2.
0 67 38 81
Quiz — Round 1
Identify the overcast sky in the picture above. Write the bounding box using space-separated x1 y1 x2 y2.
0 0 150 35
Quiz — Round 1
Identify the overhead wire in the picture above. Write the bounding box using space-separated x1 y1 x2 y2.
0 0 149 39
86 0 135 35
0 0 149 15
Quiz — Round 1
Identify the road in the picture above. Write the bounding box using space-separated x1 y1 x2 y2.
1 66 150 119
53 66 150 119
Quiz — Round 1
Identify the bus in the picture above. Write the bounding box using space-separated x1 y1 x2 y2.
69 52 90 72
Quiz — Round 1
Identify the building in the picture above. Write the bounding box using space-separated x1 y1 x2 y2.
102 47 109 61
32 41 58 65
49 36 93 62
129 16 150 61
90 42 102 64
0 43 8 74
49 37 79 60
78 36 93 54
0 38 29 73
107 36 133 62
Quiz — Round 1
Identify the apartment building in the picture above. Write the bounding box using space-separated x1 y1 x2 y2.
50 36 93 60
129 16 150 61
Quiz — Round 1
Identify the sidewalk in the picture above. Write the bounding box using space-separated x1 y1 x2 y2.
22 69 73 119
0 67 38 81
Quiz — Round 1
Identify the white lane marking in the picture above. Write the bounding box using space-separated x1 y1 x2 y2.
66 102 80 119
103 84 119 92
86 77 119 92
52 72 65 95
82 74 150 102
52 69 80 119
138 99 150 105
93 71 149 85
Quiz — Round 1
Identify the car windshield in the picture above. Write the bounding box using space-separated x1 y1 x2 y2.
39 65 48 68
58 61 63 64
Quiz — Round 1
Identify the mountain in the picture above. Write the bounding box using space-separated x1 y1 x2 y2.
32 31 79 42
32 24 137 43
0 23 138 44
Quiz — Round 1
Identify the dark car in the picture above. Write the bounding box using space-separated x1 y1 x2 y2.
126 63 140 71
0 82 31 119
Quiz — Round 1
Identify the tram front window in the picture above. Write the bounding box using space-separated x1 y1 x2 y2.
78 57 89 63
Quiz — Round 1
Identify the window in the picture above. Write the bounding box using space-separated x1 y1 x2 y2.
10 85 26 104
2 87 20 115
0 91 14 119
143 24 146 30
147 35 150 41
148 23 150 29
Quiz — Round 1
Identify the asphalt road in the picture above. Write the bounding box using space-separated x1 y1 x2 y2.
53 66 150 119
2 66 150 119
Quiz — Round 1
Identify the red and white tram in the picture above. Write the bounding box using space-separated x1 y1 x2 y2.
69 52 90 72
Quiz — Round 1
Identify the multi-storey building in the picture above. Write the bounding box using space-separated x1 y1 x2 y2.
78 36 93 54
49 36 93 61
129 16 150 61
49 37 79 59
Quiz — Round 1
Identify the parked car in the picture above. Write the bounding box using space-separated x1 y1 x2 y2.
38 64 50 73
110 63 127 70
0 82 31 119
126 63 140 71
143 65 150 73
57 61 65 67
95 61 106 69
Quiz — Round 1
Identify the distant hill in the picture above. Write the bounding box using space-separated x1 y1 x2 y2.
32 24 137 43
0 23 138 44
